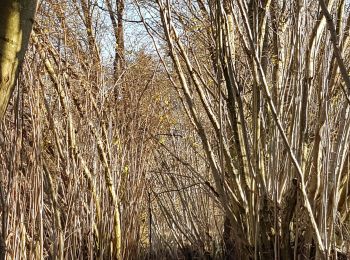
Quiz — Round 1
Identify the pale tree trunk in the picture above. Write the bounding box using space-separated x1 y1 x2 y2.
0 0 38 120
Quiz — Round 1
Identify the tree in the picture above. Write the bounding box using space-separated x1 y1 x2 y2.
1 0 350 259
140 0 350 258
0 0 38 119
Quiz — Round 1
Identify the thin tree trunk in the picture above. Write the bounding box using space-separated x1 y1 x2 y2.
105 0 125 81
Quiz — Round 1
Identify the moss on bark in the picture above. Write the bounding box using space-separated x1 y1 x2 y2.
0 0 37 119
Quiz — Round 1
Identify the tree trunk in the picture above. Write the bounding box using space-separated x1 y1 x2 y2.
0 0 37 119
105 0 125 82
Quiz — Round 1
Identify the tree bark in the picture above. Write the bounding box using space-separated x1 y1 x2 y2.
105 0 125 82
0 0 38 119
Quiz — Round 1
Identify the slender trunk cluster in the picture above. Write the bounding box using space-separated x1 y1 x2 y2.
1 0 350 259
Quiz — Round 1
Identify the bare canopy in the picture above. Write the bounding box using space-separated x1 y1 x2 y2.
0 0 38 119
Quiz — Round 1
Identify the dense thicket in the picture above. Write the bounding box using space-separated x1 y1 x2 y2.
0 0 350 259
